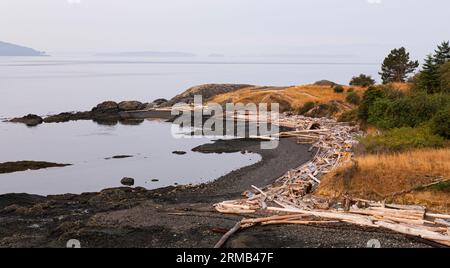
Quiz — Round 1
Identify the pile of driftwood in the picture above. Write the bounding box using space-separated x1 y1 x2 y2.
219 115 361 212
214 115 450 247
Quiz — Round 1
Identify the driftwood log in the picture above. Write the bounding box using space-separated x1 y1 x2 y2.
214 114 450 247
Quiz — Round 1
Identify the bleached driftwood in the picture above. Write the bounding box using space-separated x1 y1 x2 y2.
214 114 450 247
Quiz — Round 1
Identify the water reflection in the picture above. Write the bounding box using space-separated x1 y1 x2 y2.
0 120 261 196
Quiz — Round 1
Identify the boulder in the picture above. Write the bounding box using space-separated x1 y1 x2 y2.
314 80 338 87
172 151 187 155
152 98 168 106
92 101 119 113
143 102 156 109
120 177 135 186
10 114 43 127
118 101 145 111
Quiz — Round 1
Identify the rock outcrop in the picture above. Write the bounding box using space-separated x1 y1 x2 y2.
314 80 338 87
118 101 146 111
9 114 43 127
164 84 253 106
120 177 135 186
0 161 71 174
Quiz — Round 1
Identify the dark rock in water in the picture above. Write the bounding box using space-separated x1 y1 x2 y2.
44 111 92 123
92 101 119 113
151 179 159 182
119 119 144 126
118 101 145 111
314 80 338 87
93 118 119 126
172 151 187 155
20 99 165 126
0 161 71 174
105 155 133 160
10 114 43 127
120 177 135 186
192 139 263 154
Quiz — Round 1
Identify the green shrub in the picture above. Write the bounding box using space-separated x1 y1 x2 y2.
358 86 385 121
347 88 355 93
346 92 361 105
334 85 345 93
430 181 450 192
338 109 359 123
297 101 316 115
367 98 393 128
359 126 446 153
319 103 339 114
349 74 376 87
367 92 450 129
431 106 450 138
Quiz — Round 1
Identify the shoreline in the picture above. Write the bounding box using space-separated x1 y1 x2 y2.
0 137 315 247
1 92 445 248
0 135 434 248
0 104 439 248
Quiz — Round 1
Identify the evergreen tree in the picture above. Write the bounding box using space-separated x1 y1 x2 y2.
434 41 450 65
420 54 441 93
379 47 419 84
414 41 450 93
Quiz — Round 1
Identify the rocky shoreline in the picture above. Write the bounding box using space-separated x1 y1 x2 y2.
0 137 434 248
0 138 311 247
0 84 439 247
0 161 71 174
7 99 171 127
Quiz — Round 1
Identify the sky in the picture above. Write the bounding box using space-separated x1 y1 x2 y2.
0 0 449 61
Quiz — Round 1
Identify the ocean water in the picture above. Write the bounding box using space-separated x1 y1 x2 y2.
0 56 379 118
0 55 378 195
0 119 261 195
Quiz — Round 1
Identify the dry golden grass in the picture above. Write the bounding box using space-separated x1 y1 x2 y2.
394 191 450 214
388 82 412 92
207 85 366 111
316 148 450 212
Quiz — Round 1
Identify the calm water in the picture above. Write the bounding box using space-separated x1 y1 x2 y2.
0 56 378 195
0 119 261 195
0 56 379 118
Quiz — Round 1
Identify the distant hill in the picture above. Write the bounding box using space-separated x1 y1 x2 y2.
0 41 46 56
96 51 196 57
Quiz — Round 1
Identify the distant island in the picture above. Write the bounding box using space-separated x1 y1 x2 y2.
95 51 196 57
0 41 47 56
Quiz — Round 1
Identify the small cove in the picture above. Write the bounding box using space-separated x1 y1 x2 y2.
0 119 261 195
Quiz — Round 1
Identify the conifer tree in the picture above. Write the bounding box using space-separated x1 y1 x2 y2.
420 54 441 93
434 41 450 65
379 47 419 84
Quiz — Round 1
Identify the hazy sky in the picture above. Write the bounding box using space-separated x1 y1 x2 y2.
1 0 449 61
